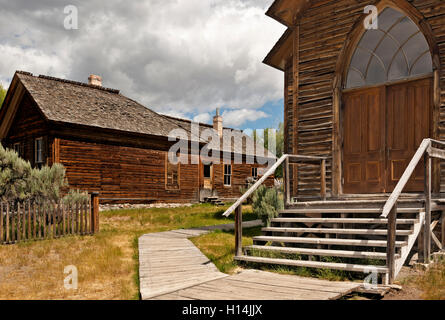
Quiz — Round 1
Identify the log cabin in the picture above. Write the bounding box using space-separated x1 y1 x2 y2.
225 0 445 286
0 71 275 204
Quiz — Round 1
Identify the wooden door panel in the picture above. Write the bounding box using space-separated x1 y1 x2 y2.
386 78 432 192
343 87 385 194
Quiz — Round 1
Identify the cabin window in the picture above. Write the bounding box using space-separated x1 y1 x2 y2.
203 165 212 179
13 142 24 158
252 167 258 179
35 138 44 164
346 7 433 89
224 164 232 186
165 155 180 190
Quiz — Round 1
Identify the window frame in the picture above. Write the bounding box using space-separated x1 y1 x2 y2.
13 142 23 158
35 137 44 164
165 153 181 191
252 167 258 179
224 164 232 187
346 7 433 89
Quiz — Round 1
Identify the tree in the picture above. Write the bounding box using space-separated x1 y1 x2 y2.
0 84 6 110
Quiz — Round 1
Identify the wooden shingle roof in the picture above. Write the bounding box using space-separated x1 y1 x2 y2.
8 71 275 159
16 72 202 141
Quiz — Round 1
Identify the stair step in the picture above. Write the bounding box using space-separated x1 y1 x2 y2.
279 208 422 214
235 255 389 274
271 218 418 224
262 227 413 236
253 236 407 247
245 245 400 260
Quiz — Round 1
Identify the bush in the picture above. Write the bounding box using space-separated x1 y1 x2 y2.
252 185 283 226
0 144 68 203
63 189 89 206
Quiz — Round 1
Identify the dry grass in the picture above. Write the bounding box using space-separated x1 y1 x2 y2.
415 259 445 300
0 204 254 300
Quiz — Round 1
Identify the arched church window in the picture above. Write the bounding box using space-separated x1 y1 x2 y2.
346 7 433 89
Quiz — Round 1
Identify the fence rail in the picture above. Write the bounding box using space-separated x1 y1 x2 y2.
0 193 99 245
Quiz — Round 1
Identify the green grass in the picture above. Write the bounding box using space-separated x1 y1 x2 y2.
192 228 386 282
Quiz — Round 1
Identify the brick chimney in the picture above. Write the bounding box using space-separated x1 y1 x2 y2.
88 74 102 86
213 108 223 137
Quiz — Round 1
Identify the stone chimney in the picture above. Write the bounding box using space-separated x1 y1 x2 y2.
88 74 102 86
213 108 223 137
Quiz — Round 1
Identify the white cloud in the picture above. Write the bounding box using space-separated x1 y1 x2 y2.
193 113 212 124
222 108 269 128
0 0 285 117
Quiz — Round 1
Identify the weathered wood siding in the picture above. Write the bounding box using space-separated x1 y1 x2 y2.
284 0 445 195
58 139 201 202
3 93 52 166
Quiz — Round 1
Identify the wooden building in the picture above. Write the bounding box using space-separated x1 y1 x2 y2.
263 0 445 198
226 0 445 285
0 71 275 204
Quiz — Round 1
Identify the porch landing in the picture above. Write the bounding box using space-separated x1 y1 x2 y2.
139 224 361 300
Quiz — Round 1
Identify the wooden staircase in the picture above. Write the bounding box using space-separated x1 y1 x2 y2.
235 201 426 284
223 139 445 285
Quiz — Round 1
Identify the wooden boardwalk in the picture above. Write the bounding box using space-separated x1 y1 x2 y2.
139 224 361 300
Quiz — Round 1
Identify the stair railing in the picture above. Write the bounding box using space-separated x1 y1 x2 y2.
381 138 445 283
222 154 327 257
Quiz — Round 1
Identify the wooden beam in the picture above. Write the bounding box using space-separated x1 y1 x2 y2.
235 205 243 257
90 192 100 233
428 147 445 160
320 159 326 201
424 155 432 262
386 206 397 284
442 210 445 249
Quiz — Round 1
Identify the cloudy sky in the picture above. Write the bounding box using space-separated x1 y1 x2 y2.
0 0 285 130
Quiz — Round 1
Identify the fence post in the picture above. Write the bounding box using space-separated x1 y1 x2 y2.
235 205 243 257
387 205 397 284
90 192 100 233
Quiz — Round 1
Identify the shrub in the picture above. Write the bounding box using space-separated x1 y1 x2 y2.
252 185 283 226
0 144 68 203
63 189 89 206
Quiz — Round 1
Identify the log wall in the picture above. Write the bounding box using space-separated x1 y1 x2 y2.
283 0 445 196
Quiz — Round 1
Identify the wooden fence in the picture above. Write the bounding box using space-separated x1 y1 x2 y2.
0 192 99 245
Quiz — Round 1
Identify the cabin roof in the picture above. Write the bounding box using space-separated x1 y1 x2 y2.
163 115 277 159
3 71 275 159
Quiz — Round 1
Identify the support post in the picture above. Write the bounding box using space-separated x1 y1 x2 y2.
424 154 432 262
90 192 100 234
321 159 327 201
235 205 243 257
441 210 445 250
387 205 397 284
285 157 290 206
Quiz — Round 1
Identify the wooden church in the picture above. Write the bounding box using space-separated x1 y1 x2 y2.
226 0 445 285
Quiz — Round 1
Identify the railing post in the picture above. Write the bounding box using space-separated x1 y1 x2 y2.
285 156 290 206
441 210 445 250
320 159 327 201
235 205 243 257
424 153 432 263
90 192 100 234
387 205 397 284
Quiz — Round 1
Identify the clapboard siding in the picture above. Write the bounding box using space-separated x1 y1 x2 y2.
281 0 445 196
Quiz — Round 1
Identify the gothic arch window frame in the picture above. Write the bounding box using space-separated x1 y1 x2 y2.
345 6 433 89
